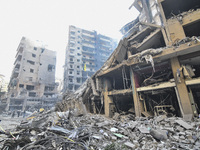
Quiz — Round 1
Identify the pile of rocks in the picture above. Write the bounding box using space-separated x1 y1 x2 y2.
1 110 200 150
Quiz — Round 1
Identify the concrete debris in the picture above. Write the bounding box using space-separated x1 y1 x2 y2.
128 48 163 64
1 111 200 150
173 36 200 47
175 119 193 130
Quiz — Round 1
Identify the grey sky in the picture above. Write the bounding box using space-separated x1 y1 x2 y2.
0 0 138 81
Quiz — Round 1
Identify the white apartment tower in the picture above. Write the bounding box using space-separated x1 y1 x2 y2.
63 25 117 92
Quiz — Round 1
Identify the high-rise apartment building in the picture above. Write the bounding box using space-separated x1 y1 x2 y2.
8 37 59 110
63 25 117 92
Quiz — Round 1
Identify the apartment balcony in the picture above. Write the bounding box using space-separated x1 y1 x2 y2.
82 50 95 55
14 55 22 65
82 32 95 38
100 37 111 42
82 57 95 61
82 64 95 68
82 43 95 48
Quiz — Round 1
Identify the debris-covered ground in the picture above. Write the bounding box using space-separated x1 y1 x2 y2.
1 109 200 150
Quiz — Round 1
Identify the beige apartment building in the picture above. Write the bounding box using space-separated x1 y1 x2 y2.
8 37 59 111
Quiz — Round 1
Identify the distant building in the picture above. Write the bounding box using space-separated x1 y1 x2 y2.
8 37 60 111
63 25 117 92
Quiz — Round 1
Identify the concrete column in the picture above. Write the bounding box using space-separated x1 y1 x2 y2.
103 78 113 117
171 57 193 120
130 67 144 117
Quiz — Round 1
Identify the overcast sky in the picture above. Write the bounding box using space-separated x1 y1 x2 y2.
0 0 139 81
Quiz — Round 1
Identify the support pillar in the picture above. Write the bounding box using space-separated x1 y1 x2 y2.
130 67 144 117
103 78 114 117
171 57 193 120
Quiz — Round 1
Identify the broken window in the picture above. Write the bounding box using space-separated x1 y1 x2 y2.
32 53 36 57
30 69 34 73
44 86 54 91
69 84 73 90
41 48 45 53
29 92 36 97
19 84 24 88
27 60 35 65
48 64 55 72
26 85 34 90
70 31 75 35
69 78 73 82
70 58 73 62
75 85 80 90
77 78 81 83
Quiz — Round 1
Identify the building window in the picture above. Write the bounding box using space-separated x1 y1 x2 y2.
32 54 36 57
19 84 24 88
77 47 80 50
69 84 73 90
69 71 73 74
30 69 34 73
27 60 35 65
90 69 93 71
77 65 80 69
69 78 73 82
33 47 37 51
77 78 81 83
77 71 80 75
45 86 54 91
77 53 81 56
41 48 45 53
90 62 92 65
78 41 80 44
70 65 73 68
78 30 80 33
29 92 36 97
70 58 73 61
48 64 55 72
77 59 80 62
26 85 34 90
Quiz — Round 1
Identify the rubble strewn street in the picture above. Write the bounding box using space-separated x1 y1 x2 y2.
1 109 200 150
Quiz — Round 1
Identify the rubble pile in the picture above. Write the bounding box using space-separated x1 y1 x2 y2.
1 110 200 150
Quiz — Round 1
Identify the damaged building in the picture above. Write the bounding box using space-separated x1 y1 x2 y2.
58 0 200 121
63 25 117 93
8 37 60 111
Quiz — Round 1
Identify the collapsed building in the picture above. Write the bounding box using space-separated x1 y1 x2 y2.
8 37 61 111
57 0 200 121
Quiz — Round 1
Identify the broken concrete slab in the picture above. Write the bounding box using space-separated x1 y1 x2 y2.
175 119 193 129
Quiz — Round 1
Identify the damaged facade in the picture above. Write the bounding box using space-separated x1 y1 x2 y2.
59 0 200 121
8 37 60 111
63 25 117 93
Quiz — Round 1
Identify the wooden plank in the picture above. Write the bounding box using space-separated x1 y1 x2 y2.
137 82 175 92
